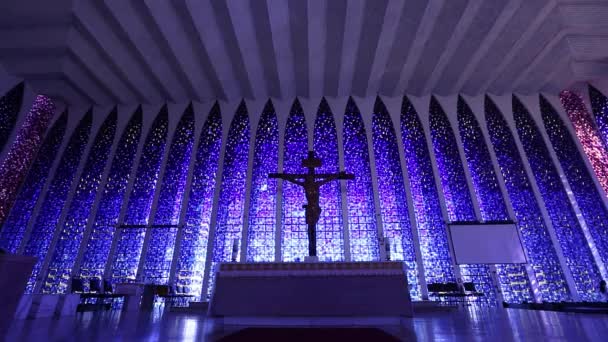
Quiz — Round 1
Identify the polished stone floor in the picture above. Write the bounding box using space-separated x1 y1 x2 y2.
3 307 608 341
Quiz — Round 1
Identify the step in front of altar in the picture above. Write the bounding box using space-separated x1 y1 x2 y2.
208 261 413 320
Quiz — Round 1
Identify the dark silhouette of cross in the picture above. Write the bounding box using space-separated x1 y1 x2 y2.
269 151 354 257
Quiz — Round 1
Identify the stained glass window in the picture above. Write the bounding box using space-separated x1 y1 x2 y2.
457 97 533 303
559 91 608 197
589 85 608 151
514 96 601 301
400 97 455 284
0 83 24 152
0 112 66 253
485 96 569 302
206 101 250 295
541 95 608 279
313 98 345 261
77 108 142 284
429 97 496 303
22 111 92 293
110 107 168 283
281 99 309 262
0 95 55 226
43 110 117 293
246 100 278 262
343 97 379 261
372 97 420 299
175 103 222 298
142 106 195 285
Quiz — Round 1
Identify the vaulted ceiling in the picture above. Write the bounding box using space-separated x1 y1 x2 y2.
0 0 605 107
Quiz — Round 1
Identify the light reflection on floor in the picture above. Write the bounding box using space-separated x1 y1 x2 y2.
3 307 608 341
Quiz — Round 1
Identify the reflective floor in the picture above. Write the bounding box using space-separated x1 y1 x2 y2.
3 307 608 341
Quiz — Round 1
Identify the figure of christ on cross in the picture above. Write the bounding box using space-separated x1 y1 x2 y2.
269 151 354 258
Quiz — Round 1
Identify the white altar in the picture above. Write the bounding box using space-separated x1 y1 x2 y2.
208 261 413 325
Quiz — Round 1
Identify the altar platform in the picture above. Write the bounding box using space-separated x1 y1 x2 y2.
208 261 413 325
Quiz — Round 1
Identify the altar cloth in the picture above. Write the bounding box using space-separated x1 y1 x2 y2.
208 261 413 319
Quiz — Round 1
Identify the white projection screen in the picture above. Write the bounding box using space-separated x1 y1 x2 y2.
448 223 526 264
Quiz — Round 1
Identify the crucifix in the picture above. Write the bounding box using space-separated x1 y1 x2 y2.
269 151 354 259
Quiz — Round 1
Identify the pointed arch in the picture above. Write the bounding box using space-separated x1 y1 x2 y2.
514 96 601 300
281 99 309 261
400 96 455 284
175 103 222 298
457 97 533 303
142 105 196 284
590 85 608 150
205 101 250 295
372 97 420 298
560 90 608 195
44 110 117 293
343 97 379 261
22 111 92 293
429 97 476 221
110 107 169 283
0 111 67 253
0 95 55 225
77 108 143 283
541 96 608 278
313 98 345 261
0 82 24 151
429 97 498 303
211 101 250 262
246 100 279 262
485 96 569 302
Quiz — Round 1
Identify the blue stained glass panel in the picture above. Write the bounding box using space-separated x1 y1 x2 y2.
456 97 533 303
313 99 345 261
485 96 569 302
372 97 420 299
175 104 222 298
0 83 24 152
0 112 66 253
428 97 496 303
514 96 601 300
22 111 92 293
400 97 455 284
343 98 379 261
207 102 250 295
246 101 278 262
589 85 608 151
281 99 309 262
77 109 142 283
110 107 168 283
43 110 117 293
540 96 608 278
142 106 195 285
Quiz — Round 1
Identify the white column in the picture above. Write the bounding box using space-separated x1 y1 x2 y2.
135 103 185 283
273 99 290 262
384 95 429 300
71 106 135 279
103 105 160 279
34 107 105 293
496 94 580 301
